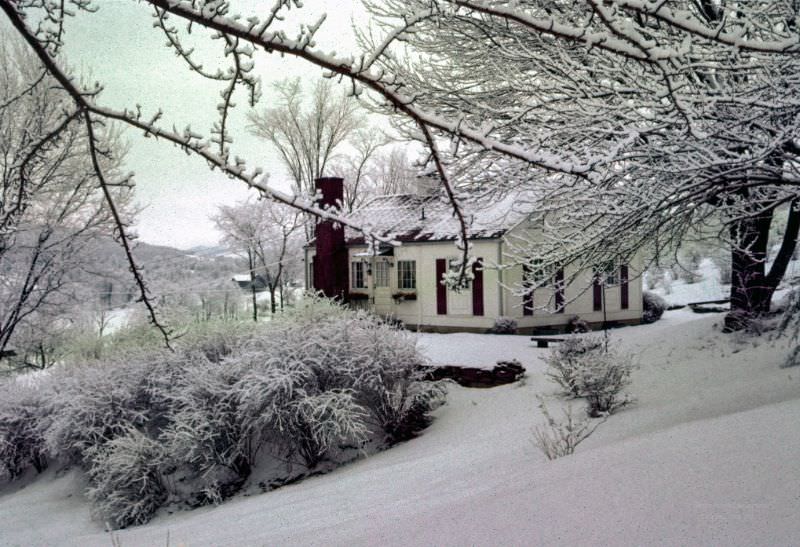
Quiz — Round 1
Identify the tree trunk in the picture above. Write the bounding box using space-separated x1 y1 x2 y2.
723 200 800 331
725 208 772 331
269 285 277 314
248 251 258 323
763 199 800 304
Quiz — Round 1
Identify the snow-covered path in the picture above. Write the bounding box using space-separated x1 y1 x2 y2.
2 310 799 546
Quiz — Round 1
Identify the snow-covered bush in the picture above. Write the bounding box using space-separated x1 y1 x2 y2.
288 389 369 467
0 301 445 525
85 427 168 528
158 358 251 505
532 401 603 460
545 336 604 397
489 316 518 334
567 315 591 333
333 315 446 443
642 291 667 324
42 353 182 465
43 361 153 463
0 383 49 480
545 336 635 417
577 350 635 417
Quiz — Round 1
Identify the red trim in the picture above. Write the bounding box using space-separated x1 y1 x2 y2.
436 259 447 315
523 264 533 316
593 272 603 311
472 259 484 316
620 264 629 310
555 268 565 313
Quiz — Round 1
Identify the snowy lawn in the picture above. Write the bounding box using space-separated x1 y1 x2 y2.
2 309 799 546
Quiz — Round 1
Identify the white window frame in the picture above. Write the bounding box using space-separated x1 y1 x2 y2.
374 261 389 288
351 261 366 289
397 260 416 289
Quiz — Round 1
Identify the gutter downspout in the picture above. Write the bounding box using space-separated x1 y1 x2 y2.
497 238 504 316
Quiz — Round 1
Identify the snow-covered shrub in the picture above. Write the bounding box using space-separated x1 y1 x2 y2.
489 316 518 334
43 361 153 463
567 315 591 333
533 401 603 460
545 336 635 417
577 350 635 417
642 291 667 324
0 300 445 524
159 359 251 505
334 315 446 443
0 383 49 480
85 427 168 528
288 389 369 468
174 320 261 363
545 336 604 397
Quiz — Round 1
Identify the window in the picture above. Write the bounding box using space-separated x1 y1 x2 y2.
596 262 619 285
524 258 550 287
351 261 366 289
374 261 389 287
397 260 416 289
448 259 471 289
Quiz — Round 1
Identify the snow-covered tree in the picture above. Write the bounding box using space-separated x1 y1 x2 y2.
0 33 135 359
361 0 800 326
248 78 365 200
213 198 303 319
4 1 800 325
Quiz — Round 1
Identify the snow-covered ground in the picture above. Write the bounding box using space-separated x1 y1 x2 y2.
2 309 799 546
649 256 800 307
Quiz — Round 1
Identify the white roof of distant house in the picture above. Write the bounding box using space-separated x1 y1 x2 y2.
232 274 251 282
344 192 529 244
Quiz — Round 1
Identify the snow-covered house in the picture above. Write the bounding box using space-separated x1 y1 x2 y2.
232 274 269 292
305 178 643 333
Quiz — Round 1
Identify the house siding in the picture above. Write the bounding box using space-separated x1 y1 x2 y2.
306 236 643 333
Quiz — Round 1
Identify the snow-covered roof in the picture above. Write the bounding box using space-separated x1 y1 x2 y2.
344 192 528 244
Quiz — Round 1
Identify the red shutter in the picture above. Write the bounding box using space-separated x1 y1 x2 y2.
472 259 484 316
523 264 533 316
620 264 629 310
555 268 565 313
593 271 603 311
436 259 447 315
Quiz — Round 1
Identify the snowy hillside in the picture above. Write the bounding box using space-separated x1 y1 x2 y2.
1 310 799 546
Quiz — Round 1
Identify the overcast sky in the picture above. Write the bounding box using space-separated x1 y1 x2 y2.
59 1 372 249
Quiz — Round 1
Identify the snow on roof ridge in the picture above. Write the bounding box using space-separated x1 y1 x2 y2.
344 190 527 243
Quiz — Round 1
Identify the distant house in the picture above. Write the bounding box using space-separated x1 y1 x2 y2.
305 177 643 333
232 273 270 292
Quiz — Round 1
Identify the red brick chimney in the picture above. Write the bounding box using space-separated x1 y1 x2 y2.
313 177 348 300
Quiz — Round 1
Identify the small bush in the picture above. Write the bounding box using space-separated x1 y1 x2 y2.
545 337 604 397
545 336 635 417
642 291 667 324
489 316 518 335
567 315 591 333
0 383 49 481
532 401 603 460
576 350 635 417
85 427 168 529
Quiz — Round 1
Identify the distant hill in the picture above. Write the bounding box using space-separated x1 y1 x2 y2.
184 245 237 259
81 237 243 309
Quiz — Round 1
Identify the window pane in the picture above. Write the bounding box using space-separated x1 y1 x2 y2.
375 262 389 287
351 262 365 289
397 260 416 289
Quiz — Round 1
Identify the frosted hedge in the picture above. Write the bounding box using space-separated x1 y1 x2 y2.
0 303 446 528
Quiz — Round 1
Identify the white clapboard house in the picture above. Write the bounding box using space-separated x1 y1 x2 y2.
305 177 643 333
